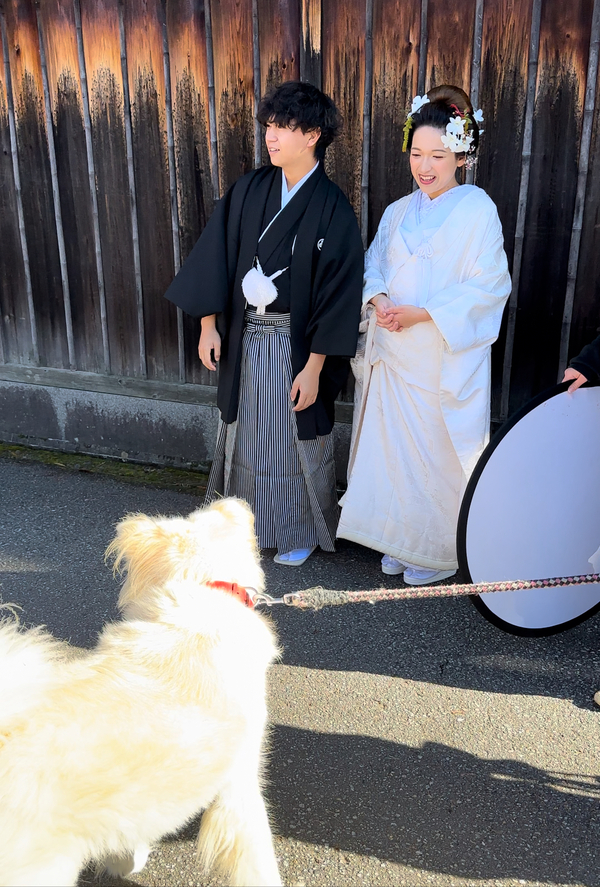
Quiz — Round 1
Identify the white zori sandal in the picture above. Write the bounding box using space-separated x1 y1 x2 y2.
273 546 316 566
381 555 407 575
403 566 457 586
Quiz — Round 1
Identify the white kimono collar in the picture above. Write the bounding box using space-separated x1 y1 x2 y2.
391 188 488 268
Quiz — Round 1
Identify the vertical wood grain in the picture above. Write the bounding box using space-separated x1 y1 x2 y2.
0 8 34 364
465 0 484 186
73 0 110 371
256 0 301 166
558 0 600 378
210 0 255 193
252 0 261 167
40 0 109 373
322 0 364 215
300 0 321 86
80 0 140 378
369 0 420 238
3 0 64 368
510 0 592 410
571 12 600 364
425 0 476 92
360 0 373 245
158 0 185 381
258 0 300 91
417 0 428 95
477 0 534 422
123 0 178 382
165 0 216 385
119 0 147 377
35 1 75 369
204 0 220 200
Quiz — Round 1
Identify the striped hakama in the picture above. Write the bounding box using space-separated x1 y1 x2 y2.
206 310 339 554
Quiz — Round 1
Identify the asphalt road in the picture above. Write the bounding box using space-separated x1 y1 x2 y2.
0 456 598 887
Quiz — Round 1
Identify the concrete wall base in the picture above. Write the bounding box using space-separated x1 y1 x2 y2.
0 380 352 483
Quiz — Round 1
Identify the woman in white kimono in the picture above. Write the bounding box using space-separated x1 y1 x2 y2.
338 85 512 584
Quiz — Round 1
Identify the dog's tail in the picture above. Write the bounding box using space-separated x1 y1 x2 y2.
197 793 282 887
0 619 65 726
197 801 240 881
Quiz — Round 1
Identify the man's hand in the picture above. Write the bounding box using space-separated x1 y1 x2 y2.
562 367 588 393
291 353 326 412
198 315 221 371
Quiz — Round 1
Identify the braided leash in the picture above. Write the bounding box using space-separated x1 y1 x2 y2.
255 573 600 610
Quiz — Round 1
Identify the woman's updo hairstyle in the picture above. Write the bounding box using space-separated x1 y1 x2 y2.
405 84 480 158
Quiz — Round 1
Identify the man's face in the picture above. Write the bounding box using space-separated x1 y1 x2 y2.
264 121 319 169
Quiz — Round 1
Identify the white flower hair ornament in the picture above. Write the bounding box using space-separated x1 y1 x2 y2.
440 115 474 153
402 94 485 161
440 107 485 169
410 95 430 115
402 95 431 152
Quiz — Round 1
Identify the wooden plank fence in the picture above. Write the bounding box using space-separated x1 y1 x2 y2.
0 0 599 426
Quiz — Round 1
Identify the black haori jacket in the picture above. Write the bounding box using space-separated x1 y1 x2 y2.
570 333 600 384
164 164 364 440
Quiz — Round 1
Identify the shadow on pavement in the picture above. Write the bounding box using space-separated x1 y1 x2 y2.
266 541 600 707
263 725 599 885
100 725 600 887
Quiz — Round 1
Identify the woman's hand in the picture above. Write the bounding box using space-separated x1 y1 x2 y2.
384 305 431 329
562 367 588 393
370 295 431 332
198 315 221 371
291 353 326 412
370 294 400 331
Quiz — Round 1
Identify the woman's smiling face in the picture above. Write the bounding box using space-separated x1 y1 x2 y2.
409 125 465 199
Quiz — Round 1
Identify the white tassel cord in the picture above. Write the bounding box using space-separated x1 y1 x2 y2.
242 260 288 315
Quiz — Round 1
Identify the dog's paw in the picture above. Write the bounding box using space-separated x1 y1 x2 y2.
102 845 150 877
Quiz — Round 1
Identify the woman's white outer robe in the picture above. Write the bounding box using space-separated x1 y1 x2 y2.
337 186 512 570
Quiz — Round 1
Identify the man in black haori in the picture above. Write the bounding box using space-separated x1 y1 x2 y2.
165 81 363 565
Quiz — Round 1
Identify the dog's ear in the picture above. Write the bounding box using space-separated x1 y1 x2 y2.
105 514 174 614
203 497 255 531
105 514 162 575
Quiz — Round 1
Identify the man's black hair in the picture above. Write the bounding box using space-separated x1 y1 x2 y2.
256 81 341 161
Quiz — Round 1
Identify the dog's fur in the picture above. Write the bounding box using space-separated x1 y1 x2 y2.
0 498 282 887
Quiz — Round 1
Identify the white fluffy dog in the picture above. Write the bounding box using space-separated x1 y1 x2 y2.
0 498 282 887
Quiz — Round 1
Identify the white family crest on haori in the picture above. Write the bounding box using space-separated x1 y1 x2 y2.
242 259 288 315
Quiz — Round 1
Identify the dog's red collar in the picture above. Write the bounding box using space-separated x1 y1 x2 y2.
206 581 255 609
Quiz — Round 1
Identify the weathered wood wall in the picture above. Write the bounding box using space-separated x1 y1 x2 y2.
0 0 599 423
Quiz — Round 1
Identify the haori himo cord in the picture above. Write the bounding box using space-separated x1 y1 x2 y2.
165 81 363 567
338 85 512 586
